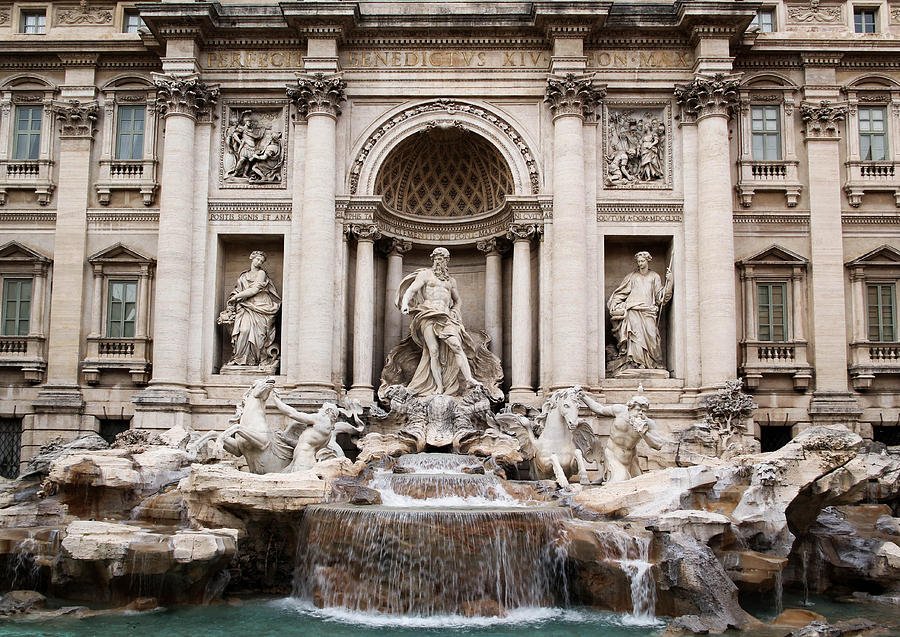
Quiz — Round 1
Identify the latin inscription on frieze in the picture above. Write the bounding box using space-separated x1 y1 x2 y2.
208 212 291 222
587 50 693 70
205 50 304 70
342 50 549 68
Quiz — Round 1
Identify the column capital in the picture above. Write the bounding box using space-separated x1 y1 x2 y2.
800 100 847 141
544 73 605 120
153 73 219 120
382 237 412 256
506 223 542 242
53 99 99 139
287 73 347 119
476 237 509 255
674 73 740 119
349 223 381 242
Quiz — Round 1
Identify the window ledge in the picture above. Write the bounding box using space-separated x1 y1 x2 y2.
0 160 55 206
736 160 802 207
96 159 158 206
82 336 151 385
849 340 900 389
844 161 900 207
0 335 46 383
740 339 812 391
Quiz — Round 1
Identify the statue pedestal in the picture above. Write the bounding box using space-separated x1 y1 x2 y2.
613 368 670 379
219 363 279 376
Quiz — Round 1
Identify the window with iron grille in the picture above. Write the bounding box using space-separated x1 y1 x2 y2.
0 418 22 479
757 282 788 342
13 105 42 161
115 105 145 160
107 280 137 338
2 278 32 336
859 106 888 161
19 10 46 34
750 8 775 32
867 283 897 342
854 7 878 33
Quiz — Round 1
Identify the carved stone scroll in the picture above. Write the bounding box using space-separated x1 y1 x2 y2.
544 73 606 119
153 73 219 119
286 73 347 118
800 100 847 139
674 74 741 118
54 100 99 138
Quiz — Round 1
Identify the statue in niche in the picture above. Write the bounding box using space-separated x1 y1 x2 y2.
607 250 673 377
224 109 285 184
578 387 666 483
606 110 666 186
217 251 281 373
379 247 503 401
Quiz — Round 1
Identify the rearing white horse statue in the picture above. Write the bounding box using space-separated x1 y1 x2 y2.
494 386 599 488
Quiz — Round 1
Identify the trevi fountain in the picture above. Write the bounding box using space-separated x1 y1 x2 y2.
0 247 898 637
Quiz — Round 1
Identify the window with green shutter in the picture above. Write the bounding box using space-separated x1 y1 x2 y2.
115 105 146 160
751 105 781 161
867 283 897 342
107 280 137 338
757 282 788 342
13 105 42 161
2 278 32 336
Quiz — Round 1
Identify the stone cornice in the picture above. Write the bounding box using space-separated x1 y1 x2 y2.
544 73 606 119
800 100 847 140
674 73 741 118
54 99 99 139
153 73 219 119
286 73 347 119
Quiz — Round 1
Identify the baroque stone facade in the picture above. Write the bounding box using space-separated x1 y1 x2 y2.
0 0 899 475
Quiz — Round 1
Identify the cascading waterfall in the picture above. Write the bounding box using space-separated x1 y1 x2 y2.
592 526 657 620
293 453 571 617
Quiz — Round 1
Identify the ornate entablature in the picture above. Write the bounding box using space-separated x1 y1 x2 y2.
349 99 542 197
220 101 289 189
596 202 683 223
602 102 673 190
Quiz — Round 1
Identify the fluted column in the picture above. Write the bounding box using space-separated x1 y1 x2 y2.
477 238 504 359
146 73 217 391
287 74 346 396
507 224 539 398
544 74 603 389
800 98 859 422
349 224 381 402
383 238 412 356
675 74 740 388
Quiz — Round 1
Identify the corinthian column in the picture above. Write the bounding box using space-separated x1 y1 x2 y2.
800 99 859 422
675 74 740 388
383 238 412 355
507 223 540 399
476 238 504 360
349 223 381 403
145 74 217 392
287 73 346 396
544 74 603 389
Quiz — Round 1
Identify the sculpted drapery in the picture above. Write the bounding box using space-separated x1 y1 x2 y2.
220 251 281 370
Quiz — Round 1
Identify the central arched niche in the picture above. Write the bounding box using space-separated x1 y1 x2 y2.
374 127 515 217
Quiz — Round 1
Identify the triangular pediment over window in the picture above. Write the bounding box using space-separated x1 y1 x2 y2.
0 240 50 264
87 243 154 265
846 245 900 268
738 244 808 267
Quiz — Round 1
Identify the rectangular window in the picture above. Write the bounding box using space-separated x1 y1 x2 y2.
854 7 878 33
757 282 788 342
867 283 896 342
751 9 776 32
859 107 888 161
115 105 146 160
123 11 145 33
2 278 32 337
0 418 22 479
751 105 782 161
20 10 46 34
107 280 137 338
13 105 42 161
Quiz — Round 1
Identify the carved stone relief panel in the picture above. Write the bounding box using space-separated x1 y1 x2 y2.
219 101 289 189
602 102 673 190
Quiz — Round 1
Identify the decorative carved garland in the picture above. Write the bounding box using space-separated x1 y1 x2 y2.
349 99 541 196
